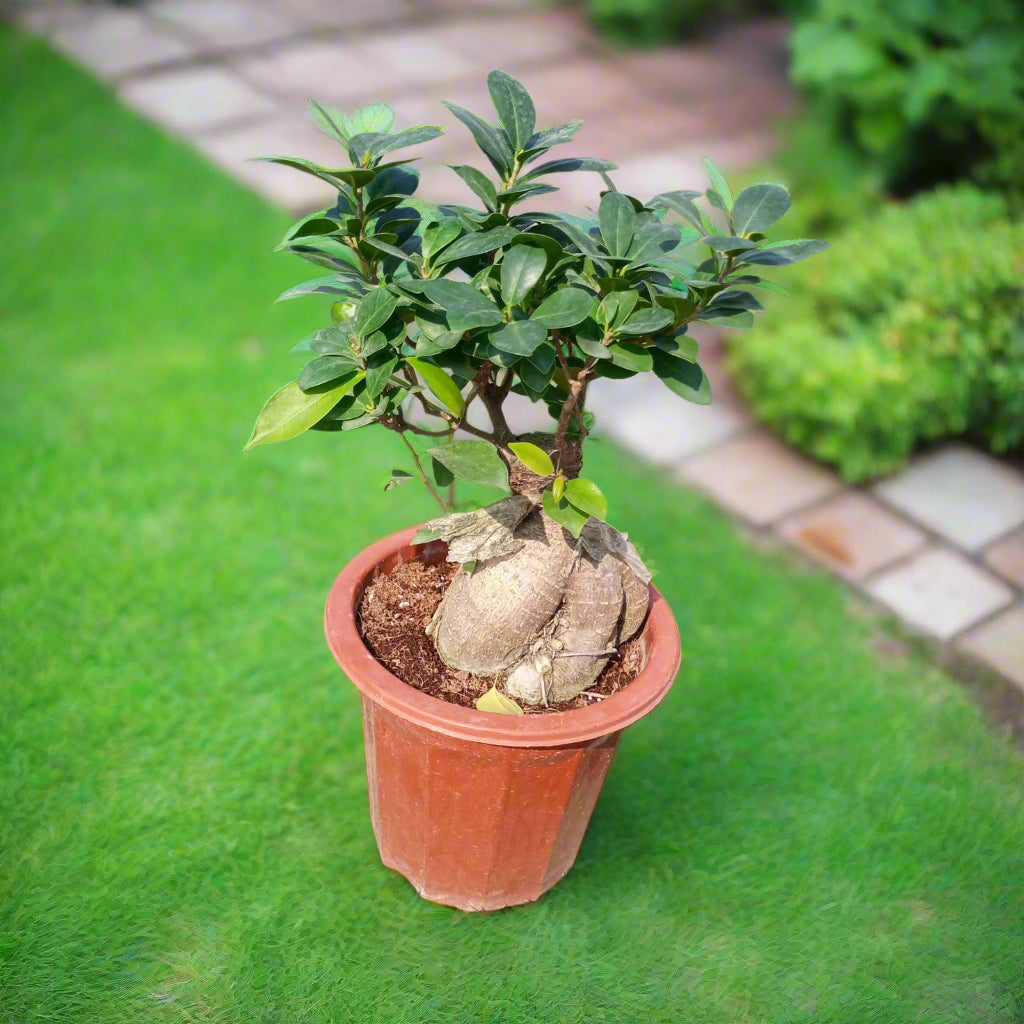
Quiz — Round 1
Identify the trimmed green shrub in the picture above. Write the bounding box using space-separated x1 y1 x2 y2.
728 186 1024 481
584 0 719 46
790 0 1024 199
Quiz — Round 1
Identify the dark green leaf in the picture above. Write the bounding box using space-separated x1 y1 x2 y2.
422 218 463 262
299 357 360 392
737 239 828 266
431 457 454 488
709 289 764 311
355 287 399 336
364 351 398 398
427 440 509 490
653 333 698 361
442 102 513 176
521 157 617 181
598 289 638 329
651 350 711 404
487 70 536 150
524 121 583 152
432 226 519 266
648 190 704 232
275 275 367 303
449 164 498 211
490 319 547 357
599 191 636 258
731 183 791 235
697 308 754 330
616 306 674 336
277 235 362 272
701 234 757 251
421 279 504 332
365 164 419 200
362 235 417 264
384 469 415 491
530 288 595 330
500 245 547 307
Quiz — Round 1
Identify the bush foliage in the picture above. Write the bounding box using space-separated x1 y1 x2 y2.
729 187 1024 481
791 0 1024 198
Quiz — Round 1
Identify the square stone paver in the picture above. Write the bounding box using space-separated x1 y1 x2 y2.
48 8 195 77
865 546 1014 641
958 604 1024 689
148 0 306 49
119 67 281 134
874 444 1024 551
234 40 394 108
778 491 927 580
283 0 411 30
589 375 751 464
192 115 342 210
677 429 844 526
437 10 589 64
354 26 485 89
983 527 1024 589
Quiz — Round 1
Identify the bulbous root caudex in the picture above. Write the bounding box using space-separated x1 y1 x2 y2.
417 497 652 706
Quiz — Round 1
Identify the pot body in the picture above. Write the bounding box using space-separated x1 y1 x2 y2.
325 526 681 912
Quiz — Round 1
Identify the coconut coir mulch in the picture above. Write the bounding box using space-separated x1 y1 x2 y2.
358 560 645 714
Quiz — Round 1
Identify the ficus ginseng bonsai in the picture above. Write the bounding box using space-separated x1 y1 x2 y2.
246 70 826 710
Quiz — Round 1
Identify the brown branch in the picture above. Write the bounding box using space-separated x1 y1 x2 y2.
393 426 448 513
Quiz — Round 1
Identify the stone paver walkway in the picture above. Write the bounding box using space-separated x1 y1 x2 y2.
13 0 1023 696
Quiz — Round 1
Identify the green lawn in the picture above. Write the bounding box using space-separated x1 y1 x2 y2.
2 27 1023 1024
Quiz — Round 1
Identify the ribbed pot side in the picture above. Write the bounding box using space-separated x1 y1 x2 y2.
325 525 681 913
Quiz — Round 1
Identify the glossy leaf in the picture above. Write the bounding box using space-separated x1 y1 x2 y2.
651 350 712 404
616 306 674 336
653 333 698 361
702 155 733 209
521 157 617 181
701 234 757 252
427 440 509 490
737 239 828 266
245 378 360 449
364 352 398 398
500 245 547 307
598 290 638 329
421 279 504 332
487 70 536 150
475 685 524 715
432 226 519 266
649 190 704 232
354 287 398 336
608 341 653 372
422 218 463 262
731 183 791 235
406 357 466 417
275 275 366 303
442 101 513 175
697 308 754 330
368 125 443 159
599 191 636 257
299 357 360 391
490 319 547 357
543 489 589 538
564 478 607 521
530 288 595 330
449 164 497 211
509 442 554 476
524 121 583 151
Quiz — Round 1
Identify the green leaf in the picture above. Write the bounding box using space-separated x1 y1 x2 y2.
598 289 638 329
700 234 757 252
432 226 519 266
543 489 589 538
702 156 733 209
362 235 416 265
521 157 617 181
648 190 704 232
530 288 595 330
737 239 828 266
341 101 395 137
354 287 398 336
616 307 674 336
607 341 653 372
653 333 698 361
307 100 351 146
299 357 360 392
275 275 367 303
384 469 414 491
651 350 711 404
490 319 547 357
422 218 463 262
421 279 504 333
364 352 398 398
406 357 466 417
368 125 443 159
245 378 361 450
449 164 498 211
730 183 791 235
500 245 547 307
509 442 554 476
427 440 509 490
277 235 362 272
564 478 607 521
431 457 454 488
487 70 536 151
442 102 513 176
598 191 636 258
524 121 583 151
475 685 524 715
495 182 558 204
697 308 754 330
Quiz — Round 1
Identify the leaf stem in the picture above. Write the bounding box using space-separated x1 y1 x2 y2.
396 429 448 513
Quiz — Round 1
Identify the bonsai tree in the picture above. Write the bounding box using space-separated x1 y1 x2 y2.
246 71 826 708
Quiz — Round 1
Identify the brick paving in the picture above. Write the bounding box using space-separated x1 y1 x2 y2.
12 0 1023 692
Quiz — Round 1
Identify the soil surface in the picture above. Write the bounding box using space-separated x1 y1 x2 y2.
358 560 645 714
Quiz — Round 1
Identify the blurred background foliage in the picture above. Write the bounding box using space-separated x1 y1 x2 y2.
581 0 1024 480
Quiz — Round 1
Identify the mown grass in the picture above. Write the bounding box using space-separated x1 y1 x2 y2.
2 26 1023 1024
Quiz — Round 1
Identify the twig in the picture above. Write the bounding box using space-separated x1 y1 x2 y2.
396 429 448 513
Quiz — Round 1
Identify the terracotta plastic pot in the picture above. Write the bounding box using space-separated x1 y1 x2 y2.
324 525 681 912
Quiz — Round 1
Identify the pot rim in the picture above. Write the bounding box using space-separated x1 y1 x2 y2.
325 525 681 748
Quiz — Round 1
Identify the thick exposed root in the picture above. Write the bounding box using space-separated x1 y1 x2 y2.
423 500 651 705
